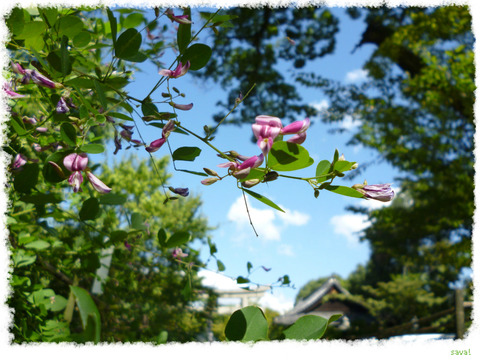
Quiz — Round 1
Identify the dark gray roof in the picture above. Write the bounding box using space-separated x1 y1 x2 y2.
275 277 350 325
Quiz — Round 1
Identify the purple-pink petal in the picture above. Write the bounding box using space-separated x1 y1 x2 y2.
13 154 27 169
286 132 307 144
63 153 88 172
171 102 193 111
30 70 56 88
86 171 111 194
68 171 83 193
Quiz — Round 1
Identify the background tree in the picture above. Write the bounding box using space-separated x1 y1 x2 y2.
194 7 339 126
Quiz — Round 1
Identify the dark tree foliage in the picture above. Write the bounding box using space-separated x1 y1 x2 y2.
292 6 474 337
194 7 339 125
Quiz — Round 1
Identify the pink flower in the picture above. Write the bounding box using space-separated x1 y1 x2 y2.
165 9 192 24
252 115 283 157
280 118 310 144
13 154 27 169
63 153 111 193
27 69 56 88
11 62 26 75
86 171 112 194
353 183 395 202
159 61 190 79
172 247 188 259
146 120 175 153
218 153 264 179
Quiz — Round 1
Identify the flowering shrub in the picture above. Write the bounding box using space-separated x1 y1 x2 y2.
4 6 393 343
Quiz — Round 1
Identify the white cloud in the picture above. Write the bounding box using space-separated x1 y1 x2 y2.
330 213 370 247
227 196 310 242
199 269 240 291
258 292 294 314
277 207 310 226
311 99 329 112
341 114 362 130
345 68 368 83
277 244 295 257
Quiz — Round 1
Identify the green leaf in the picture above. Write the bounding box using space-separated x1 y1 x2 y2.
60 123 76 146
20 192 63 205
141 101 159 117
110 230 128 243
10 117 27 136
325 185 364 199
157 331 168 344
217 260 225 272
70 286 101 343
13 249 36 268
236 276 249 284
176 8 191 53
242 188 285 213
142 112 177 121
157 228 167 247
6 7 25 36
57 15 84 38
172 147 202 161
79 198 100 221
283 314 342 340
24 240 50 250
267 141 314 172
123 13 144 29
64 77 94 89
131 212 145 230
333 160 357 173
94 80 107 110
225 306 268 342
79 144 105 154
45 294 68 312
166 231 191 248
16 20 46 39
99 193 126 205
315 160 331 178
73 31 91 47
60 35 72 75
38 7 58 28
177 169 208 177
14 163 39 193
108 111 133 121
115 28 142 60
121 51 148 63
106 8 117 46
181 43 212 71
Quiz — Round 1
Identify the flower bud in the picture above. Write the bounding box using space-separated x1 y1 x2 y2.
203 168 219 177
201 177 219 186
242 179 261 188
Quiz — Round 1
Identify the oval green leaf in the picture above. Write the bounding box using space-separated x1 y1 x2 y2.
267 141 314 172
176 8 191 53
79 144 105 154
166 231 191 248
315 159 331 178
115 28 142 60
14 163 39 193
73 31 91 47
60 123 77 146
225 306 268 342
283 314 341 340
172 147 202 161
181 43 212 71
79 198 100 221
57 15 84 38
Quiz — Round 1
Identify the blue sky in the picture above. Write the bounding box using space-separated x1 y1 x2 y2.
114 7 401 313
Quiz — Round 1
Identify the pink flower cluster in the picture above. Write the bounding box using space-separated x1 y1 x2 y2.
252 115 311 157
62 153 111 194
